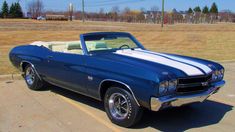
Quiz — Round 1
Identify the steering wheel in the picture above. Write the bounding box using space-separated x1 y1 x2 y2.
119 44 130 49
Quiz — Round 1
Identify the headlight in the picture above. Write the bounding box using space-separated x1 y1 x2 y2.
218 69 224 79
212 69 224 82
168 80 177 92
159 81 168 95
212 72 218 81
159 80 177 95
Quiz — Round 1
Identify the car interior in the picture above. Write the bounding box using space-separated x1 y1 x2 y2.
31 41 108 54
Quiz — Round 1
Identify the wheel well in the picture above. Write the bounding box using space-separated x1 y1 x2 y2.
99 80 132 101
20 61 42 80
21 62 31 72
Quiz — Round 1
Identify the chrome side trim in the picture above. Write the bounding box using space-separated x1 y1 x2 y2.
99 79 140 106
20 61 42 80
151 80 225 111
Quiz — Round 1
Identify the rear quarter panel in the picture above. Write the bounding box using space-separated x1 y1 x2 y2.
9 45 51 76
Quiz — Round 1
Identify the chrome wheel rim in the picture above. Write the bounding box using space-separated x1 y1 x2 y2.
25 67 35 85
108 93 129 120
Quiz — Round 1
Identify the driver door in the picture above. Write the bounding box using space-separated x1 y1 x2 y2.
44 43 88 94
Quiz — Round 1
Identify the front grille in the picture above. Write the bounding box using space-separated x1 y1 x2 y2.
177 74 212 93
178 74 212 84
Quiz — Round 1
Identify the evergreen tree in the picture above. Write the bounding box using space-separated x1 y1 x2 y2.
8 2 23 18
194 6 201 13
202 6 209 14
9 3 16 18
15 2 23 18
210 2 218 14
1 0 9 18
188 8 193 14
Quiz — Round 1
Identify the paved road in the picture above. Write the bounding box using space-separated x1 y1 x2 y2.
0 62 234 132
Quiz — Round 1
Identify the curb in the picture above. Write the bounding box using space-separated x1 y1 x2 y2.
0 74 23 81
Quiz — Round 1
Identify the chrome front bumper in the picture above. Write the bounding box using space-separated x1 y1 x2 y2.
150 80 225 111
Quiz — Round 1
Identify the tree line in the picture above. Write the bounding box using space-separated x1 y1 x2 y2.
1 0 234 23
0 0 23 18
186 2 219 23
81 2 234 24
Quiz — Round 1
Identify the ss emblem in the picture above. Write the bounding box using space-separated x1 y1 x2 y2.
201 82 209 86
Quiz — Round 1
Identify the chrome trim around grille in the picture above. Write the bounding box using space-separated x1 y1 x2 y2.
177 74 212 85
176 74 213 93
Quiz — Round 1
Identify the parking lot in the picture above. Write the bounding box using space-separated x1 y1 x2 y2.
0 61 234 132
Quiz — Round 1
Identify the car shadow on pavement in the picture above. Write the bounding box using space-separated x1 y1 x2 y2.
47 85 233 131
48 85 105 111
133 100 233 131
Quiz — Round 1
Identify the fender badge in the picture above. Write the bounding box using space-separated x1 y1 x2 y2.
88 76 93 81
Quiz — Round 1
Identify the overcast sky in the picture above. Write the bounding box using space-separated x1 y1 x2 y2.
1 0 235 13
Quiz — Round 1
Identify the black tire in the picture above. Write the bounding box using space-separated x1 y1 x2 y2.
24 65 45 90
104 87 143 128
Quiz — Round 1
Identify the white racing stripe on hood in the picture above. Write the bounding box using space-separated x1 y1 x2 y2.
115 49 204 76
135 49 212 74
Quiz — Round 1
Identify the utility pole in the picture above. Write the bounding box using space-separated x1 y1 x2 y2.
161 0 165 28
82 0 85 22
69 3 74 21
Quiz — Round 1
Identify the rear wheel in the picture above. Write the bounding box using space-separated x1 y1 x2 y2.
24 65 45 90
104 87 143 128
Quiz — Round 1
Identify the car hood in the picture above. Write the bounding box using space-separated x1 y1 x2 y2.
93 49 223 78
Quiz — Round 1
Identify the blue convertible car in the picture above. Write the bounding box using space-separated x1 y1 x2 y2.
9 32 225 127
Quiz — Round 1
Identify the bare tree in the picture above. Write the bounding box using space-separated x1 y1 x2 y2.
122 7 131 22
140 7 146 13
27 0 44 18
219 10 233 22
99 8 105 21
111 6 120 14
123 7 130 14
99 8 104 14
151 6 159 12
110 6 120 21
150 6 159 23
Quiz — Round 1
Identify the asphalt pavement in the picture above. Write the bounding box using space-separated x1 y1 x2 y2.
0 62 234 132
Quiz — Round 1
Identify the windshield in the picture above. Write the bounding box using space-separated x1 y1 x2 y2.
83 33 140 52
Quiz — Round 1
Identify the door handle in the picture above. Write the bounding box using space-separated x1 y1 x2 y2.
47 55 53 59
47 55 53 62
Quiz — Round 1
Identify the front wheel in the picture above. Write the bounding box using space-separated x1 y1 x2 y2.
24 65 45 90
104 87 143 128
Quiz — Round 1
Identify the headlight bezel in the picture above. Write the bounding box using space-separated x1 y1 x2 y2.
158 79 177 95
